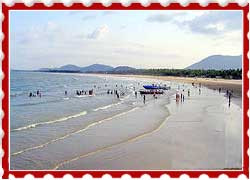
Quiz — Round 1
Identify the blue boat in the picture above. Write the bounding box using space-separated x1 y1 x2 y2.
143 85 159 90
143 85 171 90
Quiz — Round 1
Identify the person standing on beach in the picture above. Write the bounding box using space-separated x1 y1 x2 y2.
188 89 190 97
135 91 137 98
143 95 146 104
228 91 232 107
176 93 180 102
199 88 201 95
181 93 183 101
219 88 221 94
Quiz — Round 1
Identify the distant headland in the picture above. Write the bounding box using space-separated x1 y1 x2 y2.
31 55 242 79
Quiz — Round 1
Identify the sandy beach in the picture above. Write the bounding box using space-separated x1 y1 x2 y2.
97 74 242 108
58 78 242 170
102 74 242 97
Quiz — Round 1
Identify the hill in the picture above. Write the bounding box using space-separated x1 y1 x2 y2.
57 64 81 71
186 55 242 70
80 64 114 72
112 66 136 72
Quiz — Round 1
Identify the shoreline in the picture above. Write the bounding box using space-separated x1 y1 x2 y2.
35 71 242 96
90 73 243 108
87 73 242 96
55 83 242 170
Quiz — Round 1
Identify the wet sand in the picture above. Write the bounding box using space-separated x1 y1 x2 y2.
60 87 242 170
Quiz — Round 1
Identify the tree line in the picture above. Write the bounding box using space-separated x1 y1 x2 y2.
107 69 242 79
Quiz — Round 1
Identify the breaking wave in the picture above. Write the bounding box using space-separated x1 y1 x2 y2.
11 111 87 132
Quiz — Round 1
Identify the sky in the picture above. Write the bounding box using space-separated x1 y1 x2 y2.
10 10 243 70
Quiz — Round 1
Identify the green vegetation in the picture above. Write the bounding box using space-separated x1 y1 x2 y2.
108 69 242 79
38 67 242 80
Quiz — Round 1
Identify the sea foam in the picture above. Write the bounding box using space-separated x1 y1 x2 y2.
12 111 87 132
11 107 139 156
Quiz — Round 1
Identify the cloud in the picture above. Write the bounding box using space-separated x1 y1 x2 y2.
87 25 109 39
146 14 172 23
68 11 83 15
102 11 117 16
176 11 242 35
120 24 127 29
146 12 187 23
146 11 242 35
82 15 96 21
17 21 60 44
45 21 60 32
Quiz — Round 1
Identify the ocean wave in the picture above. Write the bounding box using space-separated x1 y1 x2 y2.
93 101 122 112
93 94 131 111
11 111 87 132
11 107 139 156
74 94 95 98
12 97 70 107
120 94 131 101
10 94 22 97
74 95 88 98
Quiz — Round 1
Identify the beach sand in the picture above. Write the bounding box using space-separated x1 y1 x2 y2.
97 74 242 108
55 86 242 170
102 74 242 96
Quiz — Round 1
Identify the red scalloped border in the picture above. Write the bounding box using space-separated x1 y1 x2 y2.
1 2 249 179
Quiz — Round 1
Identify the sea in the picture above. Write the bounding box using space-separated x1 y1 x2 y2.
10 70 175 170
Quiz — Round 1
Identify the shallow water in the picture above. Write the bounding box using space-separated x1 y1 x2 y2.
10 71 173 169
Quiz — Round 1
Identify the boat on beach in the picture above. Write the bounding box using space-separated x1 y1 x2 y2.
140 84 166 94
143 84 171 90
139 90 164 95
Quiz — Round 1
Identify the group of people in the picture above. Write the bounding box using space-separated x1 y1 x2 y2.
176 88 192 103
107 89 125 99
175 85 203 103
214 87 233 107
176 92 185 102
185 82 234 107
75 89 93 96
29 90 41 98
